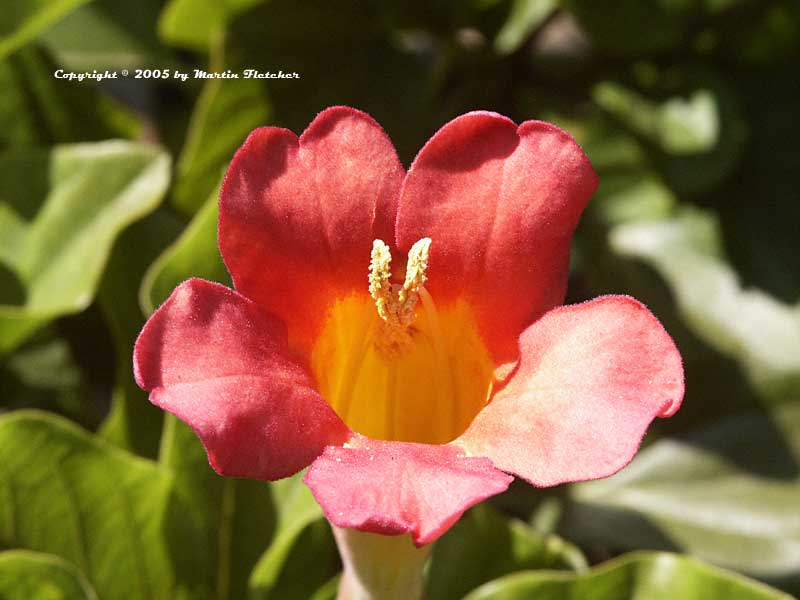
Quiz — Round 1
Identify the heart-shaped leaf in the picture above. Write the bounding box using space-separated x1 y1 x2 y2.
0 141 169 354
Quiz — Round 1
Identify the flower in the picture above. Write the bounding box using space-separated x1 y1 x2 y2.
133 106 684 547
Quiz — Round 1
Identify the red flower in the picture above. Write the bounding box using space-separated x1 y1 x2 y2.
134 107 684 547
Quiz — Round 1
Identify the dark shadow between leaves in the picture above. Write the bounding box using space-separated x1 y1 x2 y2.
163 476 278 600
257 519 341 600
0 147 50 222
683 407 799 481
559 503 681 556
0 263 25 305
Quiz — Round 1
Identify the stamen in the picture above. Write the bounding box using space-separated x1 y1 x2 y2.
368 240 395 323
368 237 432 357
397 237 431 326
402 238 431 295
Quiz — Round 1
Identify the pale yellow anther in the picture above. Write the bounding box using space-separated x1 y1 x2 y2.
368 240 395 322
403 238 431 294
368 237 432 356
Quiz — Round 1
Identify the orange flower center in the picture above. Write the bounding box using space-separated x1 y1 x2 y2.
310 239 495 444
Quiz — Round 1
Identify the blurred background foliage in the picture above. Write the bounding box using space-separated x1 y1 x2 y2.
0 0 799 598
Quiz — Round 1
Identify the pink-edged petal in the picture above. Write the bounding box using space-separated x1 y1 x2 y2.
396 112 598 362
304 436 512 546
134 278 350 480
457 295 684 487
219 106 404 353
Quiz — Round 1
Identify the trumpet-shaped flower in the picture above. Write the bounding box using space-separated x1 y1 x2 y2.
134 107 683 548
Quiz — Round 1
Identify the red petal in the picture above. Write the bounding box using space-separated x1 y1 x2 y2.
219 106 404 353
396 112 598 362
457 296 684 487
304 437 512 546
134 279 350 480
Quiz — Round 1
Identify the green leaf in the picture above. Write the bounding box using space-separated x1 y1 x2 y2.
494 0 556 55
0 550 97 600
0 141 170 354
0 0 90 60
563 402 800 584
0 411 210 600
464 552 793 600
140 183 229 316
426 504 586 600
610 208 800 402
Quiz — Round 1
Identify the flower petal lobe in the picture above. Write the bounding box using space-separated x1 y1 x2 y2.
304 437 512 546
134 278 350 480
219 106 404 353
396 112 598 361
457 295 684 486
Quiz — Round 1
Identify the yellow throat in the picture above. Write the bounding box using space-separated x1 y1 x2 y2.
310 238 495 444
